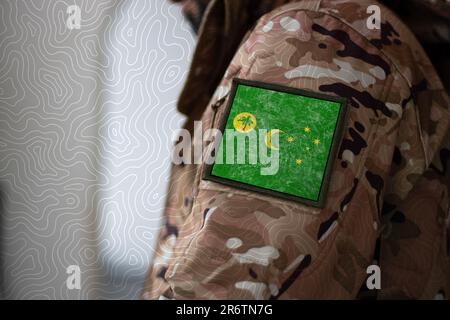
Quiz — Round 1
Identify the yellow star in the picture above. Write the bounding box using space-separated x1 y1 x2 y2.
304 127 311 133
287 136 294 143
295 159 302 165
314 138 320 145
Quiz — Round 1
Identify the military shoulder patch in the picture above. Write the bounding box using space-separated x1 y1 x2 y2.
203 78 348 208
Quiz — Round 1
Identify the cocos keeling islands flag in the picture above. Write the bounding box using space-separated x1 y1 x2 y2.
205 79 347 207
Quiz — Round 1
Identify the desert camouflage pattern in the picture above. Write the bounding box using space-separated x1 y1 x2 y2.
171 0 210 33
143 0 450 299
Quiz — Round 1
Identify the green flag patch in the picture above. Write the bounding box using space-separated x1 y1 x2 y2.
203 79 348 207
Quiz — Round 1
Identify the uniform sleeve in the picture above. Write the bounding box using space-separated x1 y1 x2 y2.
159 4 450 299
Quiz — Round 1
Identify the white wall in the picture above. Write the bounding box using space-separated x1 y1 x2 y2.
0 0 194 299
95 0 193 299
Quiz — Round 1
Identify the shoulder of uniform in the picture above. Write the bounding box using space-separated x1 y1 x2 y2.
255 0 443 91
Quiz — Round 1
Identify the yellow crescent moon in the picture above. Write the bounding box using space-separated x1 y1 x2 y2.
265 129 284 150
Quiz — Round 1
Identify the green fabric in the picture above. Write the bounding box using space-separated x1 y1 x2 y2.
211 83 341 202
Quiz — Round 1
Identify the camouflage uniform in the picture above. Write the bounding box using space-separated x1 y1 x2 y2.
143 0 450 299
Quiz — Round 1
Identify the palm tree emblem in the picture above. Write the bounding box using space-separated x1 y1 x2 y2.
233 112 257 133
239 115 254 130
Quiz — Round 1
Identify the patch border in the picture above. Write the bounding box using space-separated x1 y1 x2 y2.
203 78 349 208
